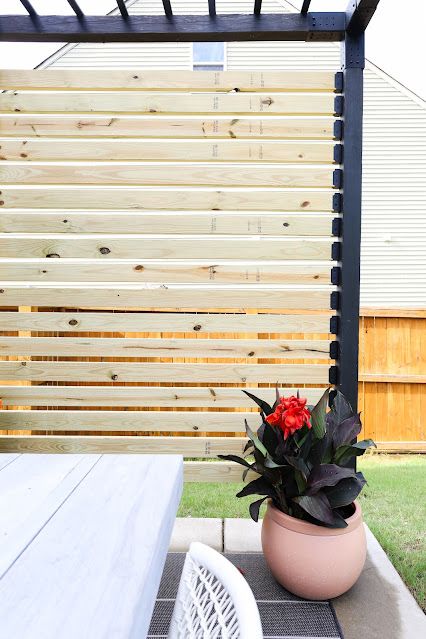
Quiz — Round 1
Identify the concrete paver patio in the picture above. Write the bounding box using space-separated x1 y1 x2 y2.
170 517 426 639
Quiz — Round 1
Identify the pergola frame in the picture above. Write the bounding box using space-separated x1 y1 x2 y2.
0 0 381 412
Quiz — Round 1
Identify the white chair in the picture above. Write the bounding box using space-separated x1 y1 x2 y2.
168 542 263 639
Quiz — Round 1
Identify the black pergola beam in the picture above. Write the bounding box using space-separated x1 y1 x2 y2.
346 0 380 35
301 1 312 14
0 12 346 43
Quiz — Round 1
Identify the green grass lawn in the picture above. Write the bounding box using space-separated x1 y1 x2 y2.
178 454 426 611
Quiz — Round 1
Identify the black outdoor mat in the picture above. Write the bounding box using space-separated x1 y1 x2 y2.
148 552 344 638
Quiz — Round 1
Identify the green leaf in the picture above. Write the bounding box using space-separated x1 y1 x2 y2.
245 419 269 458
310 388 329 439
294 470 307 494
294 493 347 528
307 463 356 493
334 439 376 465
249 496 269 522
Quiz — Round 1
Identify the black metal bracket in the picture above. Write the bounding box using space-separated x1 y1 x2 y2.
341 31 365 69
331 266 341 285
330 316 340 335
332 218 342 237
334 120 344 141
334 95 344 116
329 366 339 385
330 291 340 310
333 168 343 189
330 341 340 360
334 71 344 93
334 144 344 164
333 193 343 212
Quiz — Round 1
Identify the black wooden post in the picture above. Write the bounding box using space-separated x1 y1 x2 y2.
337 31 365 411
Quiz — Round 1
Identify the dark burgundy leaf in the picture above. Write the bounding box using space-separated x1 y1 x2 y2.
332 413 362 449
307 463 356 493
294 493 347 528
237 476 275 499
324 475 366 508
249 496 269 522
242 390 273 415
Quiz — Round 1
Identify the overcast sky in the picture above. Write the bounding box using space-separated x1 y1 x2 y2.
0 0 424 100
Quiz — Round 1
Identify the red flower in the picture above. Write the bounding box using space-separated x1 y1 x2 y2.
266 395 311 439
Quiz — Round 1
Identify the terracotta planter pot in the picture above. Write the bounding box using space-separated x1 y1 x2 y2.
261 500 366 600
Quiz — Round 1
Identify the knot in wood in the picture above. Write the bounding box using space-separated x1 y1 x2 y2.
99 247 111 255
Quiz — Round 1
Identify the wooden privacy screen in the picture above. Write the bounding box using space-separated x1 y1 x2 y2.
0 69 340 481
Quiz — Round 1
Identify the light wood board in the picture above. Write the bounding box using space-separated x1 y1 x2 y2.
0 361 330 383
0 311 332 334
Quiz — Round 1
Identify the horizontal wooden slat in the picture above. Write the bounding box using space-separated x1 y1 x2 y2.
0 236 333 260
184 461 258 483
0 436 422 457
0 162 333 188
360 373 426 384
1 92 335 115
0 435 247 457
0 139 335 163
0 211 334 236
0 285 333 309
0 410 256 432
0 386 326 407
0 188 333 211
0 362 330 383
0 311 332 334
0 70 336 92
0 116 336 139
0 337 331 359
0 260 332 284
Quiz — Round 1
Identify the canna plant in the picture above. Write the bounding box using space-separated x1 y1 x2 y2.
219 388 375 528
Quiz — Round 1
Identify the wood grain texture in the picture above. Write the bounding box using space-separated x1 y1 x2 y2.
0 116 336 139
0 139 335 163
0 436 422 456
0 70 336 92
0 311 332 334
0 410 263 432
0 211 334 236
0 285 333 309
0 337 331 359
0 236 333 260
0 187 333 211
0 260 332 284
0 385 326 407
0 435 246 456
0 454 183 639
183 461 258 482
0 162 333 188
0 361 330 383
1 92 335 115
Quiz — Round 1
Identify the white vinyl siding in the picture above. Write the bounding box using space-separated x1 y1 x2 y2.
40 0 426 309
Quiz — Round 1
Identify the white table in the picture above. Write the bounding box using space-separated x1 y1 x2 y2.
0 453 183 639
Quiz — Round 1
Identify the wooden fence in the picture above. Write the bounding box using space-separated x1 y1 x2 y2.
0 70 423 479
0 68 339 480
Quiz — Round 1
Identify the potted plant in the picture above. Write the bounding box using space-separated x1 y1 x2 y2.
219 388 376 600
